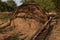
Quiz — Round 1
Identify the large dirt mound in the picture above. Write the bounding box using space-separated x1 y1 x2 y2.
0 2 57 40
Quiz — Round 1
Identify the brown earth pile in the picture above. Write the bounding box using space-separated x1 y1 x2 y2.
0 2 57 40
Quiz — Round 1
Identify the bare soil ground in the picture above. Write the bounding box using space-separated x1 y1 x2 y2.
48 19 60 40
0 13 60 40
0 12 46 40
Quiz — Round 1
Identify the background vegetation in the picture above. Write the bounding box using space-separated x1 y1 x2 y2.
0 0 16 12
0 0 60 13
22 0 56 12
22 0 60 14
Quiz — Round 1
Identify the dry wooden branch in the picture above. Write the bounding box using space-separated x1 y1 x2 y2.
32 17 52 40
